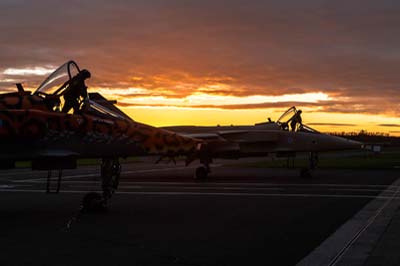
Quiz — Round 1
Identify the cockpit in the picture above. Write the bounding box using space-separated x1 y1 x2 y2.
34 61 85 113
277 106 319 134
33 60 128 120
35 61 81 97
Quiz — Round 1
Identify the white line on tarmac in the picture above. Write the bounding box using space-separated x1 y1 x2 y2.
0 185 16 188
12 178 400 190
61 183 398 194
13 165 212 182
1 188 400 200
296 177 400 266
9 180 400 194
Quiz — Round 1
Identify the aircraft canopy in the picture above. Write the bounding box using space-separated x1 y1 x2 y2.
32 60 129 120
277 106 297 124
277 106 319 133
34 61 81 96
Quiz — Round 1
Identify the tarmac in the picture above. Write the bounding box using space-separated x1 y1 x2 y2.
0 158 399 266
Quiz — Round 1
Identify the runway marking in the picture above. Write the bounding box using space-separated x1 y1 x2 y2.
12 165 215 182
0 185 16 188
12 178 400 190
7 178 398 194
76 185 284 191
1 188 400 200
7 179 399 195
326 188 399 193
296 177 400 266
328 186 400 266
58 183 398 194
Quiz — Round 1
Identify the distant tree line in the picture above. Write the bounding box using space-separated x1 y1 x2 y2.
327 130 400 146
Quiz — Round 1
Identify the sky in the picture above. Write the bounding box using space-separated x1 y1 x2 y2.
0 0 399 135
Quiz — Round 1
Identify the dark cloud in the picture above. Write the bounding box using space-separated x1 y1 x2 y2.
379 124 400 127
116 97 398 117
116 100 319 109
0 0 399 116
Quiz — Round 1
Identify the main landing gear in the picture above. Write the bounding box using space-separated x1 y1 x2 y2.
300 152 318 179
195 158 212 180
64 158 121 230
81 158 121 212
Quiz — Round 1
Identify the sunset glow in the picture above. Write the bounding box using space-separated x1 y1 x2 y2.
93 87 332 107
3 67 55 76
118 105 400 135
0 1 399 136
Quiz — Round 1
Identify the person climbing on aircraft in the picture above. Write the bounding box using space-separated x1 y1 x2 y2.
62 69 91 114
290 109 302 131
44 94 61 112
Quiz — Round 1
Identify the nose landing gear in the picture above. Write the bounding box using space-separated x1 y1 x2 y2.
300 152 318 179
195 157 212 180
81 158 121 212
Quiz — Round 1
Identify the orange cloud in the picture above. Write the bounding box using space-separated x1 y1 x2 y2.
1 0 399 135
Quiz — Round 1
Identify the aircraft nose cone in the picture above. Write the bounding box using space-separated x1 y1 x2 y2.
338 137 363 150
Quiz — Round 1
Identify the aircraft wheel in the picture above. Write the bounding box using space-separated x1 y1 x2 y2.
300 168 312 179
81 192 106 212
195 166 208 180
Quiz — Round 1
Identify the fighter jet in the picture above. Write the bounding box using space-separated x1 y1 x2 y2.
167 106 362 179
0 60 202 210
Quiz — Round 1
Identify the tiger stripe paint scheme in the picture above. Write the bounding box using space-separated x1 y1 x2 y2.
0 92 201 161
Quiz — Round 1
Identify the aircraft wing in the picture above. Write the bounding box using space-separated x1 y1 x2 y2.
217 130 280 143
184 130 280 143
0 149 80 170
31 149 80 170
36 149 80 157
182 133 222 140
183 130 282 158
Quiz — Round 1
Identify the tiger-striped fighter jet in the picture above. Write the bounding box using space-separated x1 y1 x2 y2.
0 60 201 210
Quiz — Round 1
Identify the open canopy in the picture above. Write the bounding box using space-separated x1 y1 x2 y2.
277 106 319 133
32 60 129 120
34 60 81 96
277 106 297 124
